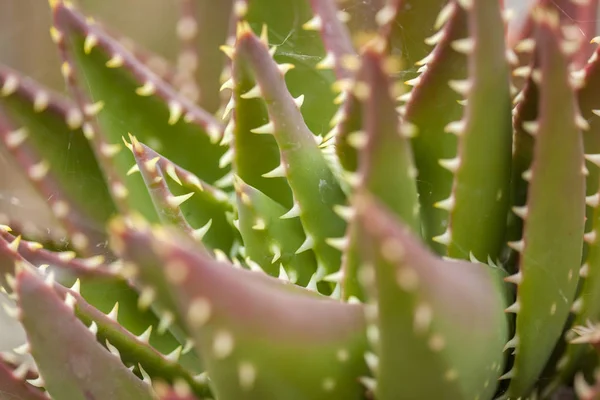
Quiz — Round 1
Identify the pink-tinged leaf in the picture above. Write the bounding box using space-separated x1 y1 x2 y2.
353 192 508 400
0 356 47 400
109 218 369 400
15 265 155 400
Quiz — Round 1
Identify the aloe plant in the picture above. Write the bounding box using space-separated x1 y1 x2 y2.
2 0 600 398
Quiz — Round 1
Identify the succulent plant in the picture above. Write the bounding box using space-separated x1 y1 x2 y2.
3 0 600 398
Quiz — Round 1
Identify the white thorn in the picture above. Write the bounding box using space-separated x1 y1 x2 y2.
434 195 455 211
432 230 451 246
262 164 286 178
88 321 98 335
508 240 525 253
280 202 301 219
295 235 314 254
137 326 153 343
512 205 528 219
438 157 460 173
505 301 521 314
168 101 183 125
167 193 195 208
325 237 348 251
240 85 262 99
165 346 182 362
504 270 523 285
302 15 322 31
107 303 119 321
448 79 472 95
192 219 213 241
251 121 275 135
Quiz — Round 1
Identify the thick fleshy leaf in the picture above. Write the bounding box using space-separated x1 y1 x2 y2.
436 0 513 261
229 33 292 208
0 66 115 254
342 45 420 301
388 0 449 81
0 357 47 400
178 0 235 113
109 219 369 400
0 232 203 381
233 176 317 286
504 7 586 397
125 137 237 253
15 264 155 400
0 229 115 282
246 0 337 134
52 3 226 222
551 36 600 385
403 3 466 254
506 69 537 271
304 0 356 81
234 25 347 274
353 192 508 400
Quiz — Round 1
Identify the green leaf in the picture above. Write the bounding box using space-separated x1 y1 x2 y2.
504 7 586 397
353 192 508 400
229 37 292 207
233 176 317 286
234 25 347 274
15 264 155 400
388 0 449 81
0 232 204 382
437 0 513 261
246 0 338 135
109 220 369 400
0 66 115 254
52 4 226 223
125 137 237 253
181 0 236 113
0 357 47 400
403 3 466 254
342 46 420 301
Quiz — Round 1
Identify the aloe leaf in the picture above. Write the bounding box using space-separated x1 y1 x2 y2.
0 66 115 254
0 229 116 282
353 192 508 400
0 232 203 376
551 40 600 385
246 0 337 135
109 219 369 400
142 144 236 254
303 0 361 173
233 176 317 286
234 25 347 274
51 3 226 222
124 136 237 254
0 357 47 400
506 70 537 269
126 135 198 238
388 0 448 79
342 45 421 300
435 0 512 261
304 0 356 81
14 264 155 400
228 33 292 207
177 0 235 112
578 39 600 238
110 29 177 87
503 7 586 397
403 3 466 254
